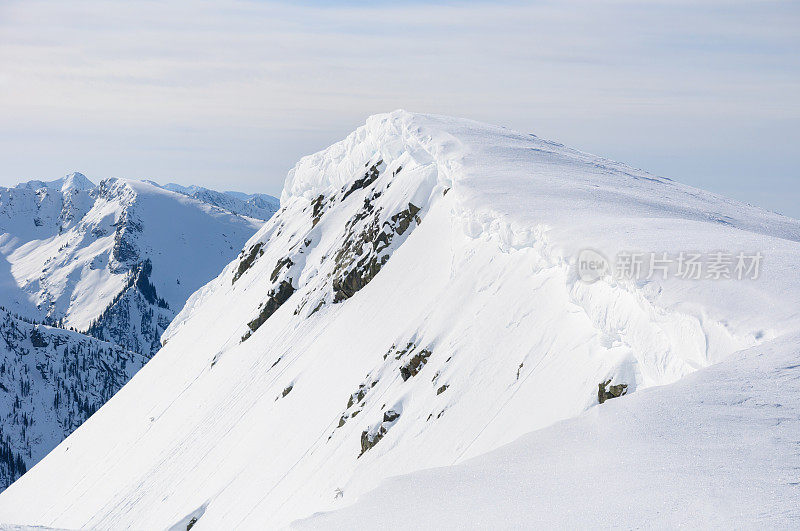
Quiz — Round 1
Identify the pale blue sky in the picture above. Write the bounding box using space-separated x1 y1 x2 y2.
0 0 798 216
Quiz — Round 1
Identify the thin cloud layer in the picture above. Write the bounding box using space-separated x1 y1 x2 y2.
0 0 797 214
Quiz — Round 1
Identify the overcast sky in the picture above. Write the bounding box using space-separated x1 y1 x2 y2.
1 0 798 215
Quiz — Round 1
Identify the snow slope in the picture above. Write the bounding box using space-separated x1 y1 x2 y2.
298 332 800 529
0 111 798 529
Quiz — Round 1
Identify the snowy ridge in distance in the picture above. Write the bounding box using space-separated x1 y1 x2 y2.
0 173 276 491
0 175 268 351
144 181 279 221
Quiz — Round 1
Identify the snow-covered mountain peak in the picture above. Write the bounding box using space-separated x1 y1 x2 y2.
93 176 134 202
59 172 94 192
281 110 461 203
17 172 95 194
155 182 202 195
2 113 799 528
282 109 800 243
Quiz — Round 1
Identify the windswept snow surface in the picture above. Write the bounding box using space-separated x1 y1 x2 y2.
1 111 799 529
297 333 800 529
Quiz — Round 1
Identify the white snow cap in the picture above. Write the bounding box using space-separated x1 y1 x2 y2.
281 110 463 203
60 172 95 192
17 172 95 193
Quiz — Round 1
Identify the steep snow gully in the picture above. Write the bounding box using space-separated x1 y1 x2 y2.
1 111 799 529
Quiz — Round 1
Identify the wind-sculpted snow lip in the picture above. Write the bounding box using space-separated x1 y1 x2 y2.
2 112 800 529
281 110 462 202
283 110 800 244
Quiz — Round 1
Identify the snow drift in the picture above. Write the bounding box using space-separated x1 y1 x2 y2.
1 112 798 529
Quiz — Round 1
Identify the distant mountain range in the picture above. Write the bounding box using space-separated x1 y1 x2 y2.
144 180 279 221
0 172 277 489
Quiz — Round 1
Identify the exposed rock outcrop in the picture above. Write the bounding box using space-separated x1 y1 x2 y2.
400 348 432 381
233 242 264 283
359 409 400 456
242 281 296 341
598 379 628 404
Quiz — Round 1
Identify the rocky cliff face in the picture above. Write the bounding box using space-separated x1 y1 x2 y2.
233 156 430 342
84 259 174 358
